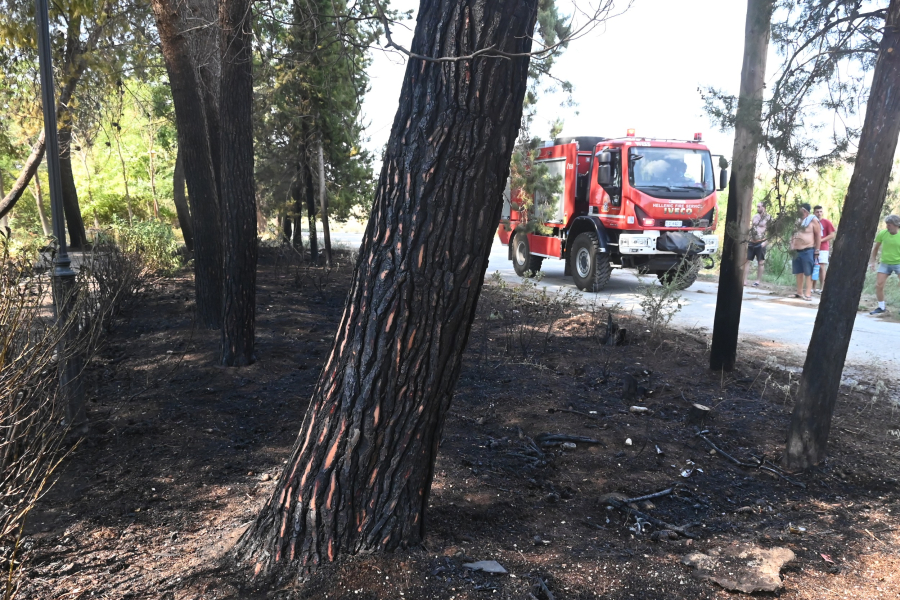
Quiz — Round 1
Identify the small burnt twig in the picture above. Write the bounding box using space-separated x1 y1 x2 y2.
602 496 698 539
535 433 603 447
535 576 555 600
625 487 675 504
547 407 604 421
696 432 806 488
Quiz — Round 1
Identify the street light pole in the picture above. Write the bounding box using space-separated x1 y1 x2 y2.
35 0 85 429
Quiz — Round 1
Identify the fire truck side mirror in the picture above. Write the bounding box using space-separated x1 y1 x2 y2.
597 164 612 186
718 168 728 191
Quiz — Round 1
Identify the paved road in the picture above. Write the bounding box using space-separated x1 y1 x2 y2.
293 232 900 374
483 237 900 374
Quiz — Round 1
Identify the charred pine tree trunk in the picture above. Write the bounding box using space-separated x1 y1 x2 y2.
151 0 224 329
192 0 223 204
316 134 332 267
710 0 773 372
219 0 257 366
0 169 7 233
281 215 292 244
57 122 87 248
303 160 319 262
172 148 194 252
785 0 900 470
232 0 538 580
289 181 305 253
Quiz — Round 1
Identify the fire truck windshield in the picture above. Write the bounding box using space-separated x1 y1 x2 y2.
628 148 714 199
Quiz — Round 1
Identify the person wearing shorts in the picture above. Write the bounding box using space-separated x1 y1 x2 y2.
812 205 836 293
868 214 900 314
790 203 820 301
744 202 771 287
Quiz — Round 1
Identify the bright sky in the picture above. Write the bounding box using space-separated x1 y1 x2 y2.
362 0 754 166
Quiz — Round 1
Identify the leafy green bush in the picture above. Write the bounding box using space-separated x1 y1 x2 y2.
111 219 180 275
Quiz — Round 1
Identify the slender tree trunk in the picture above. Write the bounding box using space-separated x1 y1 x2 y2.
192 0 223 204
0 132 46 220
219 0 257 367
57 123 87 247
111 126 134 225
785 0 900 470
34 173 52 237
317 135 332 267
303 159 318 262
232 0 538 579
289 178 305 253
710 0 773 372
282 215 293 244
172 147 194 251
149 131 159 218
0 170 7 233
151 0 224 328
0 6 102 221
256 198 267 234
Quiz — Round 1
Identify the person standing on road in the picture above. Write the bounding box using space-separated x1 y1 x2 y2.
812 205 836 294
744 202 771 287
868 214 900 315
790 202 821 301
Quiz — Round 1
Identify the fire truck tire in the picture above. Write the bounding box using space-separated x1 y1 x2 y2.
656 257 701 290
570 232 611 292
512 232 544 277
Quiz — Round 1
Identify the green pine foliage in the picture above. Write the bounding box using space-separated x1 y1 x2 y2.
508 0 572 234
254 0 379 225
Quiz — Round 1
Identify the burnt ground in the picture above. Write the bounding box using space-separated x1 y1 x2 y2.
20 247 900 600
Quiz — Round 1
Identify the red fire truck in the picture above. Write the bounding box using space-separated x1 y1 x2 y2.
497 131 726 291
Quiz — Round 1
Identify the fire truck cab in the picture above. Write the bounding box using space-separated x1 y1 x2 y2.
497 132 725 291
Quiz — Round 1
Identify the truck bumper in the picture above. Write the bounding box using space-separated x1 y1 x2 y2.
618 232 718 255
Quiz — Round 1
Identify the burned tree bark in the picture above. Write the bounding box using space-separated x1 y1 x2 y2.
150 0 224 328
785 0 900 470
57 121 87 248
219 0 257 366
709 0 773 372
232 0 538 579
172 147 194 252
317 135 332 267
303 159 319 262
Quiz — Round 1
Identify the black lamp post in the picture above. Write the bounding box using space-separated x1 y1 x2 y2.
35 0 85 429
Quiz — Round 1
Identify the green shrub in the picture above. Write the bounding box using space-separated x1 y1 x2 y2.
111 219 180 275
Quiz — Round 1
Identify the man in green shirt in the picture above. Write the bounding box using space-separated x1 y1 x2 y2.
868 214 900 314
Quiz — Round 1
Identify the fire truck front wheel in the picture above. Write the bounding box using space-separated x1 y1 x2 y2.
570 232 611 292
512 232 544 277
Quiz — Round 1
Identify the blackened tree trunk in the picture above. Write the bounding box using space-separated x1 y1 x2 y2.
281 215 292 244
219 0 257 366
232 0 538 579
57 122 87 248
785 0 900 470
172 147 194 252
710 0 774 372
316 135 332 267
0 169 7 232
288 181 304 252
151 0 224 329
303 160 318 262
191 0 223 204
